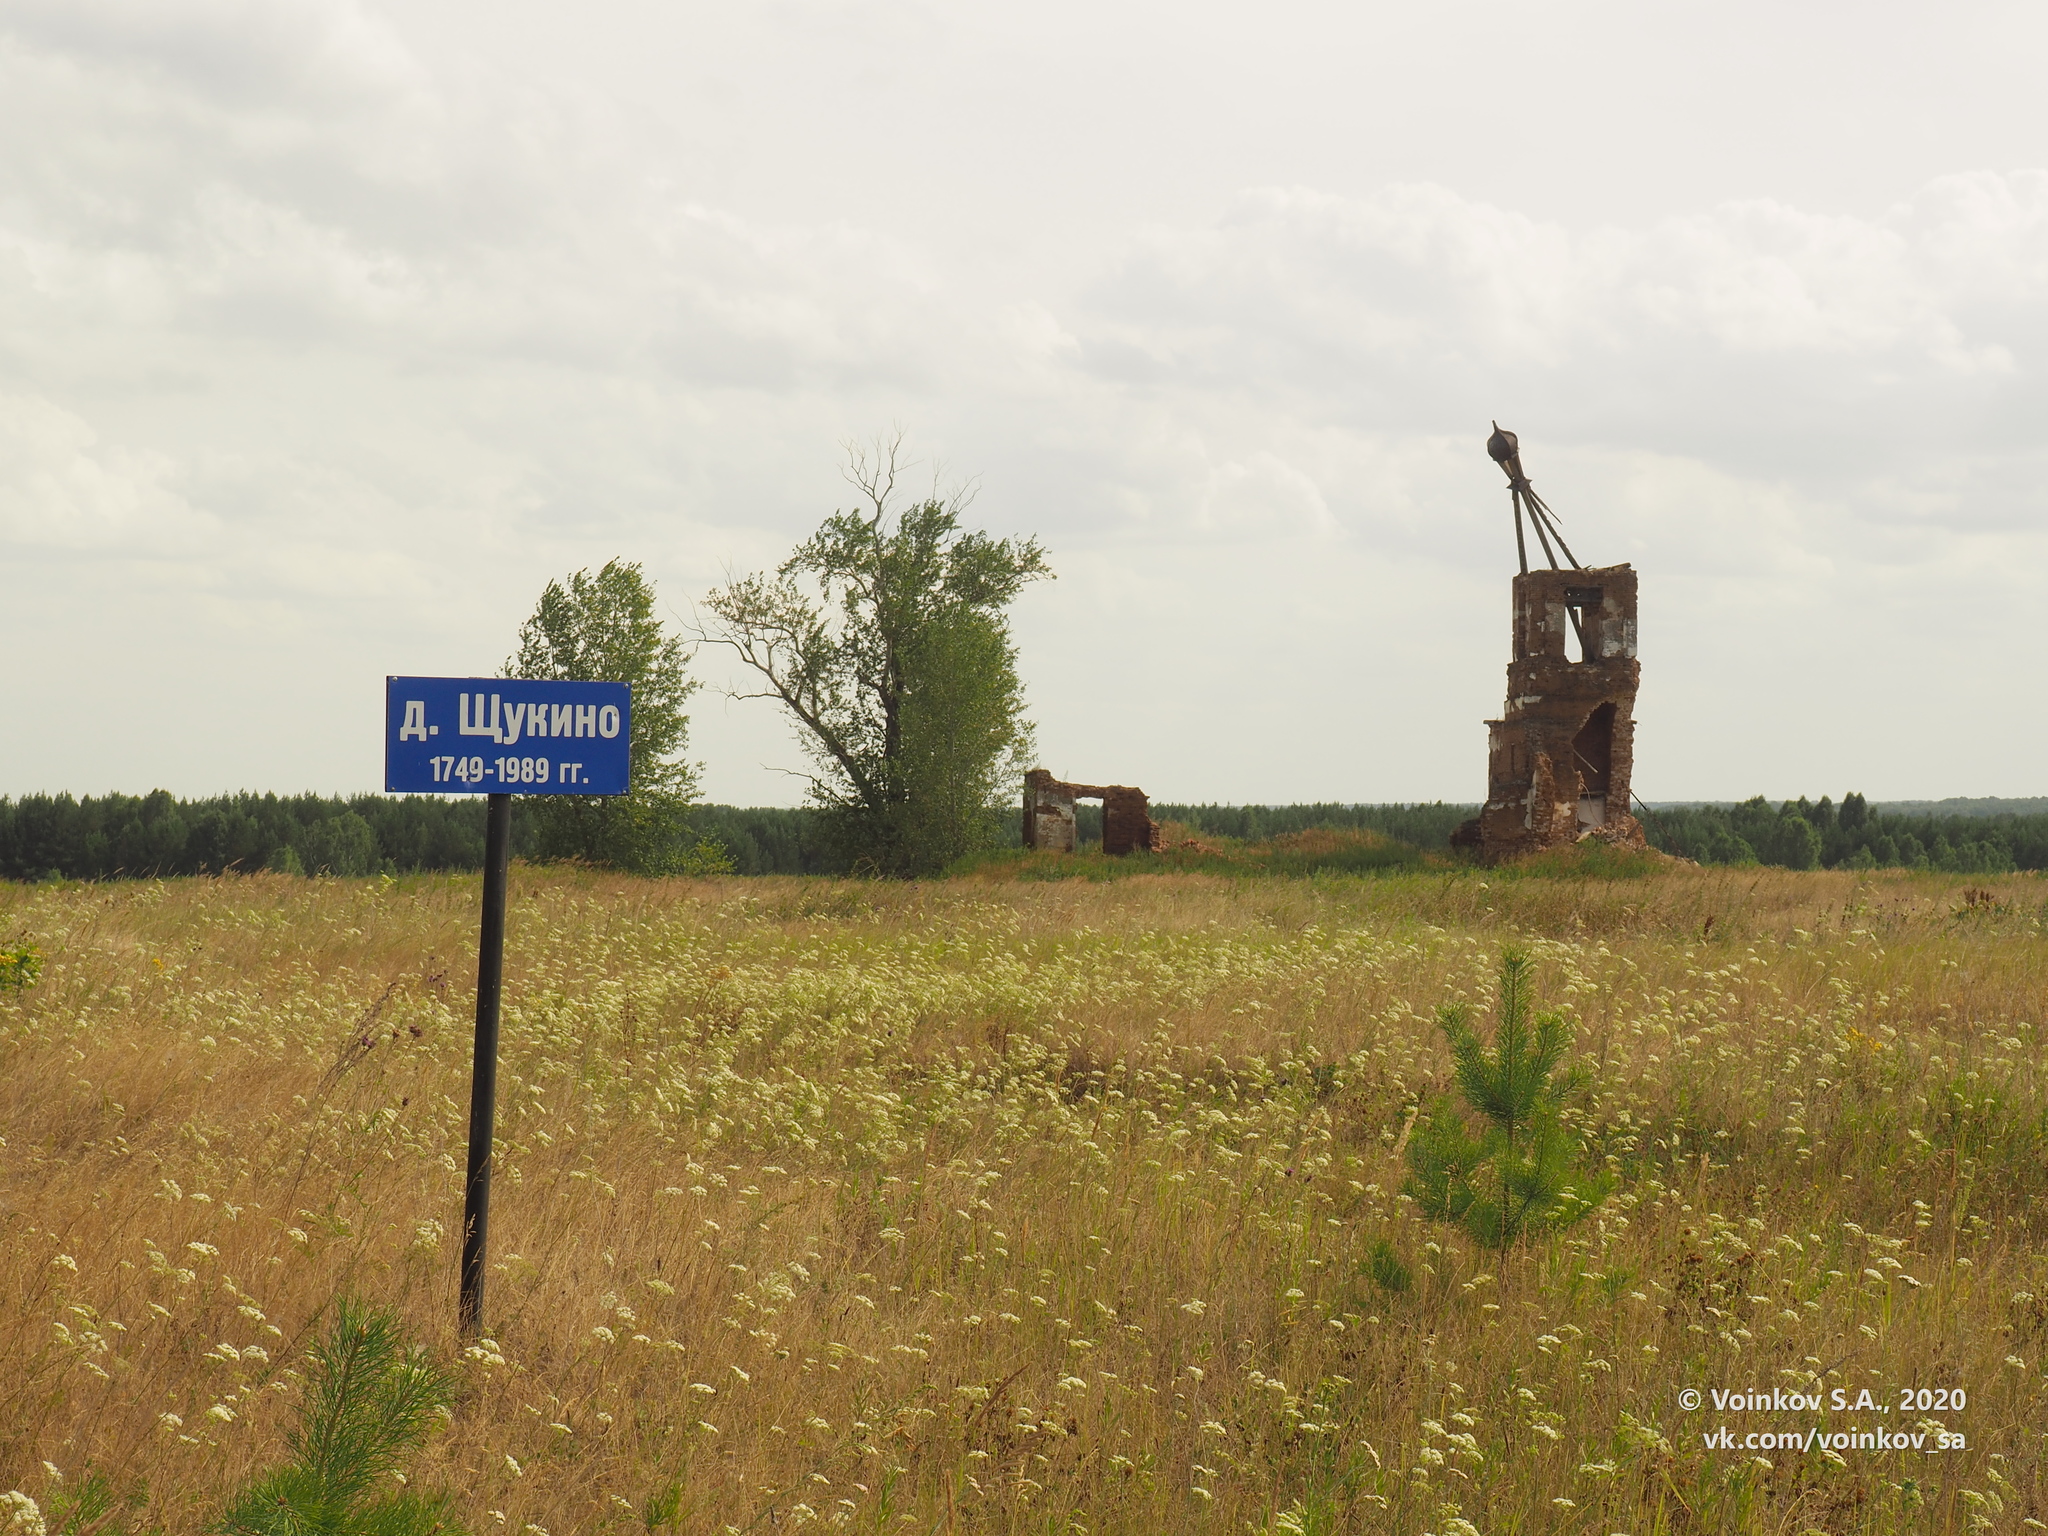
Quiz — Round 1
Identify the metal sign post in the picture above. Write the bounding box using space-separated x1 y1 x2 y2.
384 677 631 1337
461 790 511 1337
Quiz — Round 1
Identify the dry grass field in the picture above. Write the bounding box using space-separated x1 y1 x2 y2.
2 862 2045 1534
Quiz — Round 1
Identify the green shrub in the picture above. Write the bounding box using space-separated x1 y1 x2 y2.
0 942 40 993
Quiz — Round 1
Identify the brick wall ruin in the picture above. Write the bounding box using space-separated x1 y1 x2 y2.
1453 563 1648 862
1023 769 1164 855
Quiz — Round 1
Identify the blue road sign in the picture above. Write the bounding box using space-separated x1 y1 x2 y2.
385 677 631 795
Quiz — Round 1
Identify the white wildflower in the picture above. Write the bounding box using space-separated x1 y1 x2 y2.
1 1491 48 1536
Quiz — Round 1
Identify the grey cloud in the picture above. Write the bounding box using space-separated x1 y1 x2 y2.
1076 179 2048 466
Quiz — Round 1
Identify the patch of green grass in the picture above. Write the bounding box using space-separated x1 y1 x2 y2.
1496 839 1664 881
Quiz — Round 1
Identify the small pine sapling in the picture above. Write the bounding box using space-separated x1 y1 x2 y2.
1404 947 1612 1249
1365 1236 1414 1295
41 1469 141 1535
215 1298 466 1536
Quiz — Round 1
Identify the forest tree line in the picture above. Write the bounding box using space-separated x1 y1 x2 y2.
0 794 1467 880
3 788 2043 880
1643 793 2042 873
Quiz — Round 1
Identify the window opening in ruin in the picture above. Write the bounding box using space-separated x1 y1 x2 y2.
1564 585 1602 664
1076 803 1102 848
1572 702 1615 827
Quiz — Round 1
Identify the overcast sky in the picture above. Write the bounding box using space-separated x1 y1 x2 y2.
5 0 2046 806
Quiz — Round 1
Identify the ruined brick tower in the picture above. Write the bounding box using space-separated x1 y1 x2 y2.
1454 427 1647 862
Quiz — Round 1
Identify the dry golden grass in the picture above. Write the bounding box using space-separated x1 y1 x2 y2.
2 863 2045 1534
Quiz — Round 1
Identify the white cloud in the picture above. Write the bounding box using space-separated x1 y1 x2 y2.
0 395 214 550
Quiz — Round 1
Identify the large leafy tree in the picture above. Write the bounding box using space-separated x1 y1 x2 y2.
508 559 723 875
700 437 1051 876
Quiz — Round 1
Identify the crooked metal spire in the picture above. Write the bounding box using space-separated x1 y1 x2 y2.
1485 422 1581 576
